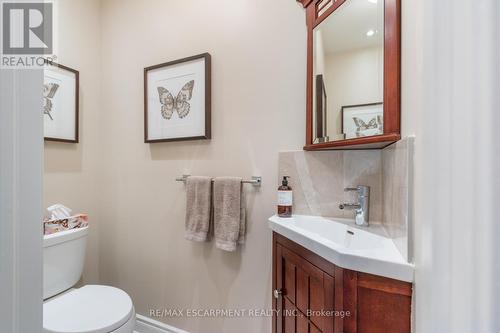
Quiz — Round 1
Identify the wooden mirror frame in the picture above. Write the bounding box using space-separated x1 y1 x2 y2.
298 0 401 150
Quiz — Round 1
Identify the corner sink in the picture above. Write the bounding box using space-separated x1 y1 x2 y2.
268 215 414 282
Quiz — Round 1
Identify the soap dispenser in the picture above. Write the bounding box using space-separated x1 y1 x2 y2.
277 176 292 218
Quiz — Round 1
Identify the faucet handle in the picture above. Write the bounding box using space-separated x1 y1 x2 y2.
344 185 370 196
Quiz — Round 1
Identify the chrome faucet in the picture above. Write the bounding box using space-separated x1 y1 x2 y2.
339 185 370 227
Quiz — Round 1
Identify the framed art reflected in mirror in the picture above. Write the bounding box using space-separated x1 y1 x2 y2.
315 74 328 143
341 102 383 139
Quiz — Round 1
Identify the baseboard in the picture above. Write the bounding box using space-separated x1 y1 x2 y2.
135 314 190 333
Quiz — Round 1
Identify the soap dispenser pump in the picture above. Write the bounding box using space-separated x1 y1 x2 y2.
277 176 292 218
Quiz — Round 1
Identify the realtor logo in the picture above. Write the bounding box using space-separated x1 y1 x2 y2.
2 2 53 55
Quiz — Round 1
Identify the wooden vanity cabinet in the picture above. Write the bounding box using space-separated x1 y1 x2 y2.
272 233 412 333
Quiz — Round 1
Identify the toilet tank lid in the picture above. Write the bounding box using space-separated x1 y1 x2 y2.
43 285 134 333
43 226 88 248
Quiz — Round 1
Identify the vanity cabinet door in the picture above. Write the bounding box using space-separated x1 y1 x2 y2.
274 243 335 333
343 270 412 333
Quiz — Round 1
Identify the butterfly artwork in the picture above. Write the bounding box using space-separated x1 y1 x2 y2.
144 53 211 142
342 103 383 139
43 83 60 121
43 62 79 143
352 115 383 137
157 80 195 120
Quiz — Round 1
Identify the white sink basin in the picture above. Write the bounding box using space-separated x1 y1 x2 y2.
268 215 414 282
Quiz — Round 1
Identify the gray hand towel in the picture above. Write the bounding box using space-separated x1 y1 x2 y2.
213 177 246 251
185 176 212 242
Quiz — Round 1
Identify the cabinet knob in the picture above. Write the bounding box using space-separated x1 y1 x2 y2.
273 289 283 299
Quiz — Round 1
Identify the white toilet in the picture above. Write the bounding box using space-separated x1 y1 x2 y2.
43 226 136 333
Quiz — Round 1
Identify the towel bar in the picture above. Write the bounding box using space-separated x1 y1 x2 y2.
175 175 262 187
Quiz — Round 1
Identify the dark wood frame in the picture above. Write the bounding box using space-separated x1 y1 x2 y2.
43 60 79 143
298 0 401 150
341 102 383 138
144 53 211 143
315 74 327 141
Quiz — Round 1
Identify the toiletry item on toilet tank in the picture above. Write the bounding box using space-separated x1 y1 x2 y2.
277 176 292 218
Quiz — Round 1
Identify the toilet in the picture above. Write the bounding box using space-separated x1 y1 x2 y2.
43 226 135 333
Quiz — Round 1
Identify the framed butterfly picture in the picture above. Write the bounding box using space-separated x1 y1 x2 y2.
341 103 383 139
144 53 211 142
43 61 79 143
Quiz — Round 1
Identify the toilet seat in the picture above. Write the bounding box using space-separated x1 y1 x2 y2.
43 285 135 333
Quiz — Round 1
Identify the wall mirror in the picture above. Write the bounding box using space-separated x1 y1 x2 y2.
298 0 400 150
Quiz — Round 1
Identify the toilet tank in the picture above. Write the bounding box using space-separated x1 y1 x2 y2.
43 226 88 299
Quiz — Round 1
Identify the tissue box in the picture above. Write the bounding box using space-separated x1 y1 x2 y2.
43 214 88 235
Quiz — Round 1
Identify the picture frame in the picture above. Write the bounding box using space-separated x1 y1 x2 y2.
315 74 328 142
144 53 211 143
43 61 79 143
341 102 384 139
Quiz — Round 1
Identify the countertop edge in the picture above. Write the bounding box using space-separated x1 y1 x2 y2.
268 218 415 283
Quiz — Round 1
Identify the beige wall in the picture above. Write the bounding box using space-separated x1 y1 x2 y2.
97 0 305 332
42 1 413 333
43 1 434 332
44 0 305 331
45 1 500 333
44 0 102 284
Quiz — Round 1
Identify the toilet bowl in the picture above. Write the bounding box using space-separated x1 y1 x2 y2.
43 226 135 333
43 285 135 333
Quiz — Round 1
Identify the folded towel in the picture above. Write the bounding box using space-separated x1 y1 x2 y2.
213 177 246 251
185 176 212 242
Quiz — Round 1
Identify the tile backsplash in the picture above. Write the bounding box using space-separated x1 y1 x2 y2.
278 150 383 221
382 137 413 261
278 137 413 261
